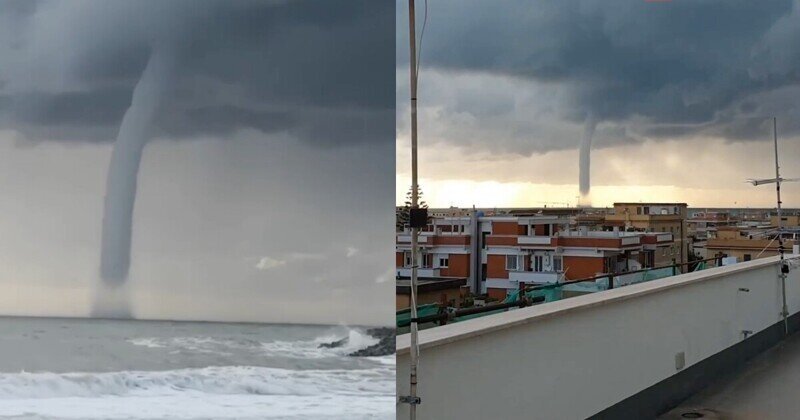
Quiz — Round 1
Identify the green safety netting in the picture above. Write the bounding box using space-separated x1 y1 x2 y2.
563 282 602 293
589 267 675 290
396 303 440 328
503 287 563 304
642 267 675 281
397 265 693 327
454 309 507 322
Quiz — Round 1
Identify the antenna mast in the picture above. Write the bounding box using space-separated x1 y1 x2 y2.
401 1 422 418
773 117 789 335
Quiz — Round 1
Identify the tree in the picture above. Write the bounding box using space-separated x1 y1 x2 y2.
396 186 428 231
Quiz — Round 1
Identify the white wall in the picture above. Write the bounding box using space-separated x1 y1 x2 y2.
397 255 800 419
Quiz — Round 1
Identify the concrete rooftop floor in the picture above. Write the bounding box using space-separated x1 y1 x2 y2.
661 332 800 420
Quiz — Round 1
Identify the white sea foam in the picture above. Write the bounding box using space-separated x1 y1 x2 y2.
261 328 380 359
127 328 381 359
126 336 247 353
126 338 165 348
0 319 395 419
0 366 395 419
0 394 396 419
0 365 394 398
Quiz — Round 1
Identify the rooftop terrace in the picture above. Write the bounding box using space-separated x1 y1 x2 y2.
397 254 800 419
662 331 800 419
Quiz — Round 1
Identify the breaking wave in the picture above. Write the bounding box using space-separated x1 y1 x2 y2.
0 365 394 399
261 328 379 358
126 328 379 359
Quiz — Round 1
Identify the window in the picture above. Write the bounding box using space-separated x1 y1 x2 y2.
744 254 752 262
506 255 519 271
404 251 412 267
643 207 650 215
533 255 544 272
552 256 563 272
521 225 529 236
637 207 642 215
439 257 449 268
674 206 679 214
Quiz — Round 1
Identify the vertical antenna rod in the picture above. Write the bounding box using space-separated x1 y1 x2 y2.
408 0 421 418
774 117 788 335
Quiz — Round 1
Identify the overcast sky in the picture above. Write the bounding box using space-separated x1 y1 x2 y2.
0 0 394 325
396 0 800 208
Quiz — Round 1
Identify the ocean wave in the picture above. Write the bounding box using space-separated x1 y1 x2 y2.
0 365 394 400
261 328 379 359
126 328 380 359
126 336 257 354
126 338 166 348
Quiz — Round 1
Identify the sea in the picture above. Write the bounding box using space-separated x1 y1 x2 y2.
0 317 395 419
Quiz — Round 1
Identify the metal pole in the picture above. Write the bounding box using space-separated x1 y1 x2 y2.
408 0 420 418
774 117 788 335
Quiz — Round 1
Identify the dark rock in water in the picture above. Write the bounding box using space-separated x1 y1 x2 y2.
349 327 395 357
318 337 348 349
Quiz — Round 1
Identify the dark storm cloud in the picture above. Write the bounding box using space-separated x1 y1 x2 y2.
0 0 394 146
0 0 38 16
397 0 800 153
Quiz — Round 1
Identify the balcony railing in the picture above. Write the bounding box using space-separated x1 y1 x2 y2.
396 267 440 278
508 270 560 284
655 232 674 242
396 234 428 243
621 236 640 246
517 236 553 245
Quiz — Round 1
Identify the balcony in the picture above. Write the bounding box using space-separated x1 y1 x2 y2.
517 235 553 245
621 235 640 246
655 232 673 242
507 270 560 284
396 234 428 244
397 254 800 419
396 267 439 278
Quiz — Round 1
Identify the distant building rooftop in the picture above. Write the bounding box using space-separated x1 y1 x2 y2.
614 202 688 206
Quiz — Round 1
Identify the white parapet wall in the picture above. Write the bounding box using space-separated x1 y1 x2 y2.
397 254 800 419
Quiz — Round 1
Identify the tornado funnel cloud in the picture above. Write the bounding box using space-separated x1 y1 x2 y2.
98 46 175 297
578 113 597 199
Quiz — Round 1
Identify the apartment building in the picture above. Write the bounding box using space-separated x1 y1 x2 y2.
686 211 739 241
771 213 800 228
483 223 674 300
395 211 677 305
481 215 570 300
707 226 797 262
605 202 688 269
395 216 477 310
